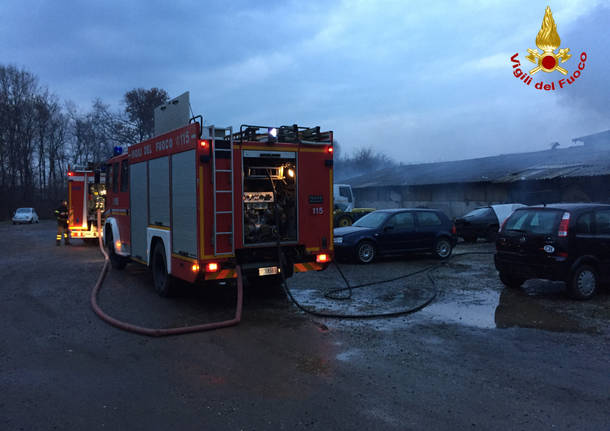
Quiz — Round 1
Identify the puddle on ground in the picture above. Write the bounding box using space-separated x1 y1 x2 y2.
420 282 600 333
286 257 604 334
336 348 361 362
420 289 500 329
494 288 598 333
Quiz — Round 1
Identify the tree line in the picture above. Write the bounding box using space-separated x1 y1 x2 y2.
0 64 168 220
0 63 395 220
333 143 397 182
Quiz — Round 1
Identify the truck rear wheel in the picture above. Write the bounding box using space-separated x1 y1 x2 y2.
152 242 175 297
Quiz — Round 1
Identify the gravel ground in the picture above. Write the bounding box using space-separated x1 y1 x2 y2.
1 220 609 430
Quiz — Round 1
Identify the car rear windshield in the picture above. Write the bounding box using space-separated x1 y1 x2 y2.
503 209 562 235
464 208 491 218
353 212 388 228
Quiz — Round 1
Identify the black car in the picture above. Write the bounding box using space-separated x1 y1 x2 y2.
333 209 457 264
494 203 610 299
455 204 524 242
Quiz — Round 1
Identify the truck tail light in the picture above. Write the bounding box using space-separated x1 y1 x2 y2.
316 253 330 263
199 140 208 149
557 212 570 237
205 262 219 272
68 171 74 177
191 263 200 272
327 147 333 154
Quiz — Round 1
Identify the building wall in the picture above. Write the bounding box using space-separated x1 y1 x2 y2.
353 176 610 219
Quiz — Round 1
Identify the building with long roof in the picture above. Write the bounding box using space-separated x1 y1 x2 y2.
345 130 610 218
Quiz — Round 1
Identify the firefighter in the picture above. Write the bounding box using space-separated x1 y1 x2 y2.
87 191 95 230
54 200 71 246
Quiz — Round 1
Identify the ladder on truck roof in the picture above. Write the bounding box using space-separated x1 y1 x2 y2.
210 125 235 256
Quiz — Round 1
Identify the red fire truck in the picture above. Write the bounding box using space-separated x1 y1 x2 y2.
103 105 334 296
67 166 106 240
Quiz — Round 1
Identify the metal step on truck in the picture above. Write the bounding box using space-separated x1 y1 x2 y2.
103 92 334 295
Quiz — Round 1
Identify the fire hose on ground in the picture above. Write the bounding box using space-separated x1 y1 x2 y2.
90 209 243 336
91 206 493 335
266 170 494 319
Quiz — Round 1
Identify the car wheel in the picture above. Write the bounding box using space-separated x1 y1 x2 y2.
499 272 525 289
336 215 352 227
152 242 175 297
433 237 453 259
355 241 376 264
106 230 127 270
568 265 598 300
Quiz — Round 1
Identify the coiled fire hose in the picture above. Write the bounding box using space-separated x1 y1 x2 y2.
266 169 493 319
264 171 437 318
90 209 243 336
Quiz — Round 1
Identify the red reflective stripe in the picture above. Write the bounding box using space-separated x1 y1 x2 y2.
294 262 324 273
204 269 237 280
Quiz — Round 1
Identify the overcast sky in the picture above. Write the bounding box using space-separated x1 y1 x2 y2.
1 0 608 163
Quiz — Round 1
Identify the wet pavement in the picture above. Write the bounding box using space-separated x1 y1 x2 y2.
1 221 609 430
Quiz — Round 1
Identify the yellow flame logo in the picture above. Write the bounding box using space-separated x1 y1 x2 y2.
526 6 571 75
535 6 561 51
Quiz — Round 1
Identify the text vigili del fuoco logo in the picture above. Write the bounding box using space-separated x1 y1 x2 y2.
510 6 587 91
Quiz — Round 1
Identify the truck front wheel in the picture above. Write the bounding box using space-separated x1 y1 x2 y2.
152 242 175 297
106 229 127 270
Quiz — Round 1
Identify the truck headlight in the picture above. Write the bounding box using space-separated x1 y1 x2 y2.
333 237 343 245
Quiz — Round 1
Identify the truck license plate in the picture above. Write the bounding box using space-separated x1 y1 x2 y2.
258 266 279 276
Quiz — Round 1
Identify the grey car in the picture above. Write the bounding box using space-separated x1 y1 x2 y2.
12 208 39 224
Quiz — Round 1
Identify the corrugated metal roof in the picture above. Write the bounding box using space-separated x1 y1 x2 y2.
346 142 610 188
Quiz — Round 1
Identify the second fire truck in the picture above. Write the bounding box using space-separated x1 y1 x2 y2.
67 166 106 241
103 93 334 295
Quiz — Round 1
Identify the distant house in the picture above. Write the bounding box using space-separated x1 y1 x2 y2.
344 130 610 219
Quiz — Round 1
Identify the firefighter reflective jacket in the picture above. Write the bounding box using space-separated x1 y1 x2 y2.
54 205 69 225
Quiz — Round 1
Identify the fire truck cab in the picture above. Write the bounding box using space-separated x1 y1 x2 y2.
104 93 333 295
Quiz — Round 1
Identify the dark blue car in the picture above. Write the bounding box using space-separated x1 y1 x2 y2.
333 209 457 264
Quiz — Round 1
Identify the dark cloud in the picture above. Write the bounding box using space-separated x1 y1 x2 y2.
0 1 606 164
558 4 610 117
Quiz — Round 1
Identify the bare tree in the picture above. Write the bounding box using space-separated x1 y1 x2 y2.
123 88 169 142
334 146 397 181
0 65 40 212
0 65 171 219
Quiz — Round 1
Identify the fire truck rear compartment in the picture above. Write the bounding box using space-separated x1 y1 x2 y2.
242 151 297 246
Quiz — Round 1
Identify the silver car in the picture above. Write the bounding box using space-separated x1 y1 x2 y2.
12 207 39 224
